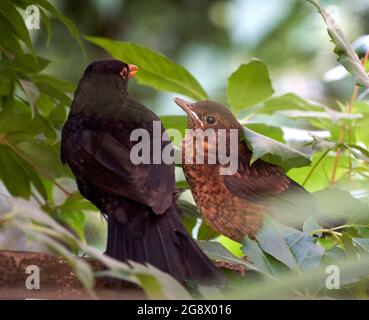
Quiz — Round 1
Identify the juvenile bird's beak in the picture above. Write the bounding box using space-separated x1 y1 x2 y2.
128 64 139 78
174 97 203 127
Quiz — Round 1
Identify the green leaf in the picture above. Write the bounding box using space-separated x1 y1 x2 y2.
313 189 369 223
242 127 311 171
261 93 324 114
218 236 244 257
255 217 324 271
306 0 369 88
356 116 369 147
13 140 71 179
0 145 31 198
198 220 219 241
160 115 188 140
175 180 190 189
242 236 286 277
227 60 274 114
0 75 12 96
0 98 53 138
35 81 72 105
18 79 40 117
8 54 50 74
197 240 260 273
245 123 284 143
303 217 322 236
54 209 86 241
175 199 198 235
32 74 76 93
85 36 208 100
34 0 87 59
0 0 34 55
288 153 349 192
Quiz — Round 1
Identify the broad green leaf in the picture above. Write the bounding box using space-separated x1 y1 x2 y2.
175 199 198 235
14 140 71 179
255 218 324 271
261 93 324 114
227 60 274 113
242 236 286 277
288 153 349 192
197 240 260 273
54 209 86 241
0 75 12 96
242 127 311 171
0 146 31 198
245 123 284 142
32 74 76 93
198 220 219 241
0 17 24 54
243 113 301 129
160 115 188 139
0 98 54 138
25 166 48 201
306 0 369 88
303 217 322 236
313 189 369 223
35 81 72 105
175 180 190 189
34 0 87 59
8 54 50 74
58 193 98 212
85 36 208 100
218 236 243 258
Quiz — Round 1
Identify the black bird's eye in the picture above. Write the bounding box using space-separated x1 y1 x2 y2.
205 115 217 125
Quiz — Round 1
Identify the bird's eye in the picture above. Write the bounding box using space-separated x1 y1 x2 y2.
120 67 129 78
205 115 217 125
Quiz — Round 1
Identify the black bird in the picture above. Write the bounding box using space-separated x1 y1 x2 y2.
61 60 221 283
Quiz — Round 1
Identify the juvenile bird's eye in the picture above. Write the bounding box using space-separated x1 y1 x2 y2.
205 115 216 125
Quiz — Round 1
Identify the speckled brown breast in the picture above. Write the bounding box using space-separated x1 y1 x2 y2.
182 133 264 242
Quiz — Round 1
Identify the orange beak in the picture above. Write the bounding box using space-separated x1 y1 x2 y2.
128 64 139 78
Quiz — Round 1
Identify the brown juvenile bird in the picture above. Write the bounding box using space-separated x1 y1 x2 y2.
60 60 222 284
174 98 336 242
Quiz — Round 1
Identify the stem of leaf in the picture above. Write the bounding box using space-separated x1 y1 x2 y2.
330 49 369 183
302 149 329 187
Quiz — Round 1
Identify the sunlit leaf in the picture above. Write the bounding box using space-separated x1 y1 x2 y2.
86 36 207 100
228 60 274 114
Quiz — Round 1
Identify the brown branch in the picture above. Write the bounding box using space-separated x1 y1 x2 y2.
0 250 144 300
0 250 245 300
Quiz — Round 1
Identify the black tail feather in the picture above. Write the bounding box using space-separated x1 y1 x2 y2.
106 201 223 285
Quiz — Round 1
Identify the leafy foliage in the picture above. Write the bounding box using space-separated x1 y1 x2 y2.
228 60 275 114
0 0 369 300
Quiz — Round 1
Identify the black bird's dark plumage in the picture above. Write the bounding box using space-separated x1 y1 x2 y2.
61 60 222 283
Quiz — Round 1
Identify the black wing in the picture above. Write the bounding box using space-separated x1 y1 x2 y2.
61 102 175 215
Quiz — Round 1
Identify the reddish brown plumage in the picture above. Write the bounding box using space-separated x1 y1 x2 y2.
175 99 315 241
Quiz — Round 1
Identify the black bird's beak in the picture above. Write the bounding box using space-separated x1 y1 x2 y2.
174 97 203 127
128 64 139 78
